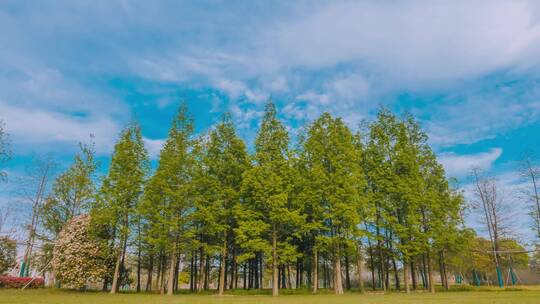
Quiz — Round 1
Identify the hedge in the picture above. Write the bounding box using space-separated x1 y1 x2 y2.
0 276 44 288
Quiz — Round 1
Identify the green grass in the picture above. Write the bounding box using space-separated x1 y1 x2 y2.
1 287 540 304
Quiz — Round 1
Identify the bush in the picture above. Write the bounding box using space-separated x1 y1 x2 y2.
53 214 108 289
0 276 44 288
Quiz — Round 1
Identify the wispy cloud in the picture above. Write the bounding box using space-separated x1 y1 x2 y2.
438 148 503 178
0 101 120 154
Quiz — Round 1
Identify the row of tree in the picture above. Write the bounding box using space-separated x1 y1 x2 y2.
0 103 534 295
39 102 465 295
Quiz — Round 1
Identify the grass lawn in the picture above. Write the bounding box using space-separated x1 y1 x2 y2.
1 287 540 304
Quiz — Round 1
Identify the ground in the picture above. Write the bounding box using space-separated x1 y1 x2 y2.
1 288 540 304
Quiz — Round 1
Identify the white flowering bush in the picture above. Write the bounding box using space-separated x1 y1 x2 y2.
52 214 108 289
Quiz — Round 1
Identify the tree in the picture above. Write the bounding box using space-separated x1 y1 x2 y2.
299 112 364 294
42 140 97 239
139 105 194 295
363 108 400 292
0 207 16 238
238 101 303 296
389 117 427 293
17 156 57 277
519 154 540 241
53 214 108 289
0 236 16 275
0 120 10 183
471 168 511 288
94 123 149 294
39 140 98 285
192 114 249 295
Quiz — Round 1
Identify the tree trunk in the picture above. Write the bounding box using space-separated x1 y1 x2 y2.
110 242 123 294
218 232 228 295
345 254 351 290
167 249 176 295
230 245 237 290
334 245 344 295
190 254 194 292
259 253 263 289
312 249 318 293
243 262 247 289
296 259 300 289
384 254 390 291
440 251 449 290
159 255 166 295
174 255 180 292
248 258 252 289
287 264 292 289
156 253 162 291
411 261 417 290
356 244 365 293
146 255 154 292
198 247 205 292
102 277 108 292
420 254 427 289
205 255 210 290
392 257 400 290
403 260 410 293
376 211 386 291
272 228 279 296
427 251 435 293
136 247 141 292
367 244 376 290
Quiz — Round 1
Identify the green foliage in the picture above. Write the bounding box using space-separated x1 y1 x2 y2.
32 102 472 293
447 231 529 282
237 101 304 295
0 236 16 275
139 104 194 255
93 123 149 243
299 112 365 254
42 141 97 238
191 114 249 254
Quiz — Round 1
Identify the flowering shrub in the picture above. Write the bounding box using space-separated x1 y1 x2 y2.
53 214 108 289
0 276 44 288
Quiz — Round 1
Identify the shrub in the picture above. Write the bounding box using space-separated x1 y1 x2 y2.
0 276 44 288
53 214 108 289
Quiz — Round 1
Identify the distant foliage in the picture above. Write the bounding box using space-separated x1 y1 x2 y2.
0 236 16 275
53 214 108 289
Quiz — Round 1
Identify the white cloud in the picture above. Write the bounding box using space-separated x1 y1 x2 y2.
143 137 165 159
438 148 503 178
2 0 540 155
426 90 540 147
269 1 540 84
0 101 120 154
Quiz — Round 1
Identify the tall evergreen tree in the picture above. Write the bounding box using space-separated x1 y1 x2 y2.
238 101 303 296
300 112 365 294
94 123 149 294
197 114 249 295
363 108 399 292
139 105 194 295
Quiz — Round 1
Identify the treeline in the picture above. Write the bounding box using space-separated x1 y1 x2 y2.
41 102 468 295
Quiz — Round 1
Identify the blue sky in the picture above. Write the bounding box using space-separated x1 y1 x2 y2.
1 1 540 242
